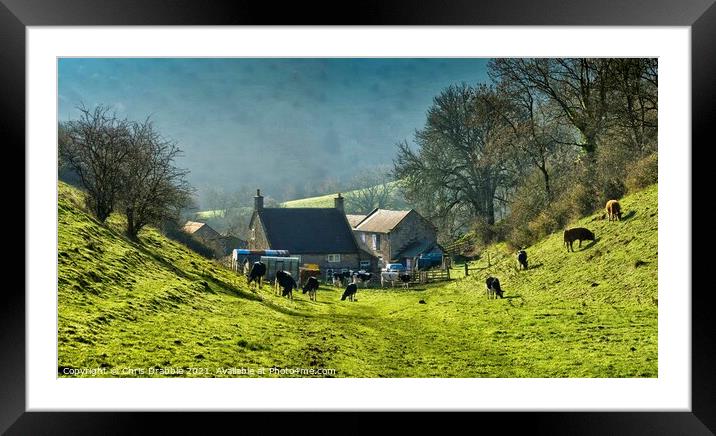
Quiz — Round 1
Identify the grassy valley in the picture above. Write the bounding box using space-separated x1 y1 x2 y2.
58 182 657 378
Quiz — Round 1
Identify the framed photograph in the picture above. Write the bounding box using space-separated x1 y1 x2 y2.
8 0 710 433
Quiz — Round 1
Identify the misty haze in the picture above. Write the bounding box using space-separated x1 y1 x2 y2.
59 58 491 207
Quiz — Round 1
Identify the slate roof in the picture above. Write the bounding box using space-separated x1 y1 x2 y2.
354 209 412 233
257 208 359 254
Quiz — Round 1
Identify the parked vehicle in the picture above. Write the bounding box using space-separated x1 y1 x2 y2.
417 252 443 270
380 263 406 284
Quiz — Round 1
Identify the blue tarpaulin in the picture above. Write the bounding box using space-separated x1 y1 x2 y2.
232 249 290 260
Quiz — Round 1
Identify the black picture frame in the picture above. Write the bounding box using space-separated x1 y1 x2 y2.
5 0 710 433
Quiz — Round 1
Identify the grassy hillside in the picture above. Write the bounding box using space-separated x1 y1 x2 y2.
58 182 657 377
281 192 342 208
195 206 252 220
194 181 405 221
281 181 404 209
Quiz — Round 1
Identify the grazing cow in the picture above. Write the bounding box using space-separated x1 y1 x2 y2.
517 250 528 270
485 277 504 299
352 271 372 287
605 199 623 221
302 276 319 301
332 271 352 287
341 283 358 302
399 273 411 289
380 272 399 288
275 270 297 299
247 261 266 290
564 227 596 252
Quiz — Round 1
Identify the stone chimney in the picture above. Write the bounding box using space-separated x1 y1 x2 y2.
334 193 345 213
254 189 264 211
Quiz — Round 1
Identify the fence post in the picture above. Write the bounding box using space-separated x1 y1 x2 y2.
464 263 468 276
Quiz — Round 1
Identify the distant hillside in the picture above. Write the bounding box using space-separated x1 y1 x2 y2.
195 180 407 219
281 181 406 211
195 206 252 220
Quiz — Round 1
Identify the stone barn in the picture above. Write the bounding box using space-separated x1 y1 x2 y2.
181 221 226 258
182 221 246 258
248 190 378 274
351 208 443 270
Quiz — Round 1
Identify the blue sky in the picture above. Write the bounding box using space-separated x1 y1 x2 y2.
58 58 491 203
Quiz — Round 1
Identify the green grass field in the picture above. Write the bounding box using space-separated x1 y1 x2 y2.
58 182 657 378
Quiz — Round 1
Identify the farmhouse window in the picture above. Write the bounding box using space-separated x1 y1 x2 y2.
372 234 381 250
327 254 341 263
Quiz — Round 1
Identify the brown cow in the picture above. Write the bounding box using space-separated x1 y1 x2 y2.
605 199 622 221
564 228 596 252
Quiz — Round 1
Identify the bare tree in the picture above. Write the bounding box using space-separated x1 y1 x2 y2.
222 207 252 239
58 105 133 221
608 58 658 155
345 166 396 213
490 58 612 155
489 82 570 203
119 118 194 239
203 187 237 218
394 84 513 232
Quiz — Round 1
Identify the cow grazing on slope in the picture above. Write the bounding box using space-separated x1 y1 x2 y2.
485 277 504 299
605 199 623 221
564 227 596 252
341 283 358 301
517 250 528 270
275 270 297 299
247 261 266 290
302 276 319 301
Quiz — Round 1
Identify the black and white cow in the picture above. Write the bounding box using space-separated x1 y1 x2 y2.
399 273 411 289
275 270 297 299
247 261 266 290
352 271 372 287
517 250 528 270
341 283 358 302
332 271 352 287
485 276 504 299
302 276 319 301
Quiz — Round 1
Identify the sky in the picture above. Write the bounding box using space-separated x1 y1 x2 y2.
58 58 491 205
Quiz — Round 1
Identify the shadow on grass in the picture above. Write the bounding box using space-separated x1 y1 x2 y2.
578 239 598 251
305 300 334 305
621 210 637 221
130 238 263 302
528 263 543 270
